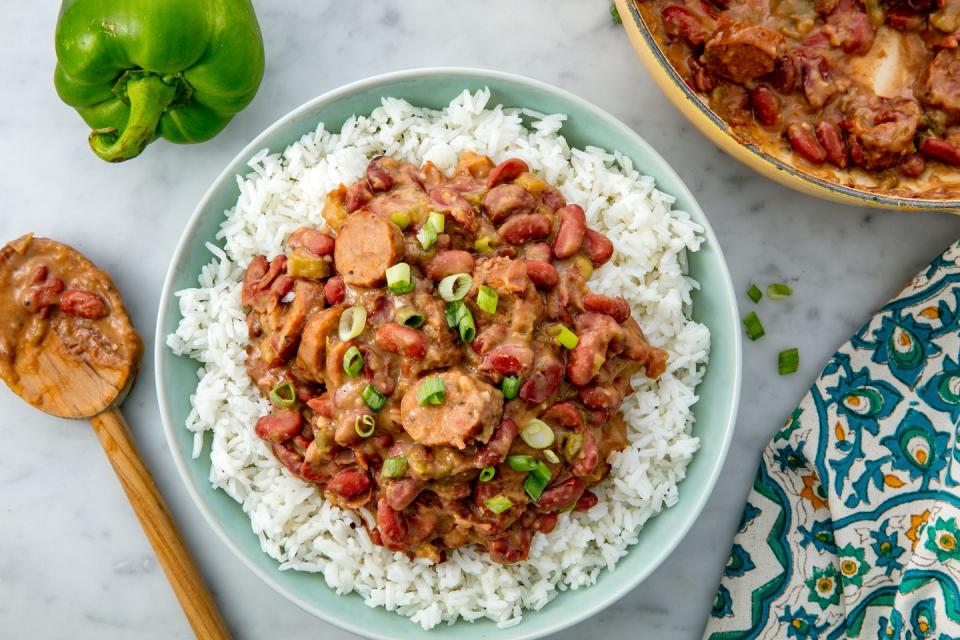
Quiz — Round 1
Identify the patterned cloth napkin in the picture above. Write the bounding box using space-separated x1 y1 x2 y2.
703 242 960 640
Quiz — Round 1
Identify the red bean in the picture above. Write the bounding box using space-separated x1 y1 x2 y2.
498 214 552 245
375 323 427 359
538 477 585 511
288 227 335 256
60 289 108 319
688 57 717 93
271 441 304 475
540 186 566 211
582 229 614 267
661 5 706 46
566 334 605 386
537 513 559 533
572 430 599 477
425 250 475 281
477 418 518 467
920 137 960 166
578 384 622 410
574 491 599 512
385 478 424 511
429 188 477 232
552 204 587 259
524 242 553 263
814 121 849 168
255 409 304 443
582 294 631 323
787 123 827 164
345 182 372 212
323 276 346 305
541 402 585 431
519 362 563 404
483 184 536 223
482 344 533 376
306 395 334 418
23 276 64 313
377 497 408 551
328 468 371 498
751 86 780 127
487 158 529 188
900 154 926 177
366 156 395 192
29 265 48 284
524 260 559 290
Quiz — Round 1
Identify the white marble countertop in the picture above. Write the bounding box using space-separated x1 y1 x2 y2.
4 1 960 638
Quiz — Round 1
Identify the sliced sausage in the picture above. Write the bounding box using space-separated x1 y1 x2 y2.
333 213 404 287
701 21 783 83
843 96 921 170
662 5 708 46
921 48 960 119
400 368 504 449
296 304 346 382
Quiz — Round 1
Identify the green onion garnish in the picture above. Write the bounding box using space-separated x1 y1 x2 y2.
269 381 297 408
338 305 367 341
396 307 424 328
342 346 364 378
767 283 793 300
508 455 540 472
747 284 762 303
531 460 551 483
354 414 376 438
362 384 386 412
524 463 552 502
428 211 445 234
417 376 446 406
444 300 462 328
554 325 579 349
382 456 407 478
520 419 555 449
458 305 476 342
479 466 496 482
477 285 498 314
386 262 414 295
564 432 583 461
610 2 622 24
417 222 437 250
438 273 474 302
743 311 765 341
484 494 513 514
474 236 494 254
544 449 560 464
390 211 412 230
501 375 520 400
779 348 800 375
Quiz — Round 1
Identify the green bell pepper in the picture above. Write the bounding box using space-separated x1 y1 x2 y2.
54 0 265 162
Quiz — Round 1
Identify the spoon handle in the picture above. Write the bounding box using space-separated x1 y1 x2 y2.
90 408 231 640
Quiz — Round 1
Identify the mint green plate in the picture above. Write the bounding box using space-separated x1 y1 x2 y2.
156 68 742 639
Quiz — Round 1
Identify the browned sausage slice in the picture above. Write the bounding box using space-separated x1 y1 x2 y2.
400 368 504 449
333 213 403 287
701 21 783 83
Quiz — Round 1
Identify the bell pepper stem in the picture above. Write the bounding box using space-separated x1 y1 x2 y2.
89 75 177 162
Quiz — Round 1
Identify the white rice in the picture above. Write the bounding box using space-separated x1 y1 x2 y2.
167 89 710 630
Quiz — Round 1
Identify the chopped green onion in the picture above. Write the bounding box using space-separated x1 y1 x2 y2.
520 419 555 449
457 305 476 342
269 381 297 408
479 466 496 482
382 456 407 478
474 236 494 254
544 449 560 464
386 262 414 295
554 325 579 349
417 222 437 250
390 211 412 230
362 384 386 412
508 455 540 472
767 283 793 300
477 285 499 314
564 432 583 461
396 307 424 328
417 376 446 406
524 463 552 502
338 305 367 341
779 348 800 375
354 414 376 438
610 2 622 24
501 375 520 400
444 300 462 328
438 273 473 302
743 311 765 341
747 284 763 303
428 211 445 234
484 494 513 514
342 346 364 378
531 461 551 483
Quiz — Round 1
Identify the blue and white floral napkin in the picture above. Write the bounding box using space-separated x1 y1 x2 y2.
704 242 960 640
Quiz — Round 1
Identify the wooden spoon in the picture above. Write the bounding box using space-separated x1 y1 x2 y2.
0 234 230 639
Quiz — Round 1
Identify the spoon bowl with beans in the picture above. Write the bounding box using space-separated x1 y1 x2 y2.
0 234 230 639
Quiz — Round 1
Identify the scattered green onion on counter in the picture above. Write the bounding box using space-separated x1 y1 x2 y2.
362 384 386 412
484 494 513 514
779 348 800 375
743 311 765 341
386 262 415 295
390 211 412 230
428 211 445 234
342 346 364 378
477 285 499 314
354 414 376 438
610 2 622 24
747 284 763 303
520 419 555 449
338 305 367 341
381 456 407 478
269 381 297 408
501 375 520 400
767 283 794 300
479 466 496 482
438 273 473 301
418 376 446 406
396 307 425 328
554 325 579 349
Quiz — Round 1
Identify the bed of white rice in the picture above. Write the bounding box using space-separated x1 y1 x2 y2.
167 89 710 630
